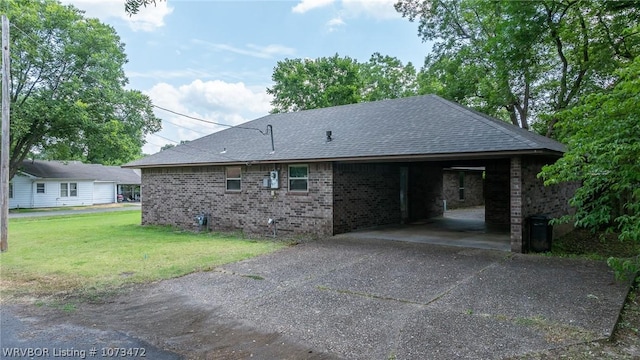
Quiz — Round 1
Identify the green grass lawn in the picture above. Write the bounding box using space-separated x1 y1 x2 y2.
0 211 285 298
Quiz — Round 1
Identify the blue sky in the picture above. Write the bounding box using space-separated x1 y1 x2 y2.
62 0 432 154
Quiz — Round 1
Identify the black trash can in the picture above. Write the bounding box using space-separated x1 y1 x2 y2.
528 215 552 253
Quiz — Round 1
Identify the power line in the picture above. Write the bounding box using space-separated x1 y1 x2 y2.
147 132 258 164
151 132 180 144
163 117 212 135
152 104 270 135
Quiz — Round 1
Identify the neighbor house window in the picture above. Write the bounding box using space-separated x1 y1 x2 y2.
60 182 78 197
8 182 13 198
458 172 465 201
36 183 45 194
226 166 241 191
289 164 308 192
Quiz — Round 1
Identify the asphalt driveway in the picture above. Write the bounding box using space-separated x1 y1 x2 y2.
2 237 631 359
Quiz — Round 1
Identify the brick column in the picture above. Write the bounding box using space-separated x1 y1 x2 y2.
510 156 525 253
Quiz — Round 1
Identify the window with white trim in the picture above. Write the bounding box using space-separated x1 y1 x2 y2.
60 182 78 197
36 183 45 194
288 164 308 192
226 166 242 191
8 182 13 198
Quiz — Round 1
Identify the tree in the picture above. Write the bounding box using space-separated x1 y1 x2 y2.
159 140 189 151
539 54 640 277
396 0 640 135
267 54 362 113
361 52 418 102
125 0 158 15
4 0 161 179
160 143 175 151
267 53 418 113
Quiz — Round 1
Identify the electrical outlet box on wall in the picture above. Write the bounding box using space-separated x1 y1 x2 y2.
270 171 279 189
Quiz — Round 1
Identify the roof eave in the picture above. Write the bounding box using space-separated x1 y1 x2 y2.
124 149 564 169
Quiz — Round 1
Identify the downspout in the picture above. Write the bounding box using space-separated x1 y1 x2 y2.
30 180 34 208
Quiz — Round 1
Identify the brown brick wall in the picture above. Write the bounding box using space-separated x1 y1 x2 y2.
510 157 524 252
409 164 444 220
509 155 578 253
333 163 401 234
141 163 333 237
521 156 578 240
485 159 511 227
443 170 484 210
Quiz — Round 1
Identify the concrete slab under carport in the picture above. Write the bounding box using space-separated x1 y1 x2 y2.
338 206 511 251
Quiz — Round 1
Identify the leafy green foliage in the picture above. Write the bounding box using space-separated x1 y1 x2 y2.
267 54 362 113
124 0 158 15
361 52 418 102
267 53 417 113
5 0 161 178
396 0 640 134
540 55 640 277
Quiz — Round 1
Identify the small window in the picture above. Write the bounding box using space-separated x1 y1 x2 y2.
60 182 78 197
289 164 308 192
60 183 68 197
36 183 45 194
8 182 13 199
226 166 241 191
458 172 465 201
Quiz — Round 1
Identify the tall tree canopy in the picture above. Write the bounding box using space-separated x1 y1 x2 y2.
3 0 161 179
540 54 640 276
267 54 363 113
361 52 418 102
395 0 640 135
267 53 417 113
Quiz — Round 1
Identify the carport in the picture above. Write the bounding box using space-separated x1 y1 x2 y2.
331 155 575 253
331 157 512 251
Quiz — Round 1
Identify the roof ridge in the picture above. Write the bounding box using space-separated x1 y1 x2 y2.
430 96 540 148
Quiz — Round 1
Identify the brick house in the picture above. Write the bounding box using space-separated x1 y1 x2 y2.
124 95 575 253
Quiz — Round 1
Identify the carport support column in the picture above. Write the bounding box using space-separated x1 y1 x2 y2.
510 157 525 253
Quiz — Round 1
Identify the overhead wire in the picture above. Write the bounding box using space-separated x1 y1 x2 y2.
162 117 212 136
147 131 264 165
152 104 271 135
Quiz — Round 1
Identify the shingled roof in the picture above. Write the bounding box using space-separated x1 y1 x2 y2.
125 95 566 168
19 160 141 184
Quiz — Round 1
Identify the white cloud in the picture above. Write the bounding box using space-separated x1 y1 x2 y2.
292 0 336 14
62 0 173 32
293 0 401 30
191 39 296 59
326 17 346 32
142 80 272 154
341 0 401 20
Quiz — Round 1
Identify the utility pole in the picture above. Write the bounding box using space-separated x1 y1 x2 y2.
1 14 10 252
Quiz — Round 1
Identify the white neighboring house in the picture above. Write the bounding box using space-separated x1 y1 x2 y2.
9 160 141 209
